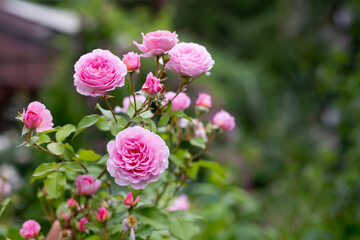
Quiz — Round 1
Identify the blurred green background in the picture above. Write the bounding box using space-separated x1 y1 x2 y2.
1 0 360 239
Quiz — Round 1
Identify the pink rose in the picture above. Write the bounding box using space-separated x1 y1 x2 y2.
167 194 190 211
22 101 53 132
164 91 191 111
196 93 212 108
123 52 141 71
78 217 88 232
0 178 11 197
165 42 214 78
74 49 127 97
20 220 41 239
96 207 110 222
67 198 78 209
107 126 169 189
124 192 140 207
212 110 235 131
142 72 163 95
133 30 179 58
75 175 101 196
114 95 147 113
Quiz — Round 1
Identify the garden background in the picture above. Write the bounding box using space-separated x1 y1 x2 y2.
1 0 360 239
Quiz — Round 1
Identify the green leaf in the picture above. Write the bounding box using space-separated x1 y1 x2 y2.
63 143 75 161
110 122 123 136
132 116 143 122
136 224 153 238
96 103 114 120
21 126 30 136
29 136 39 146
95 117 110 131
73 114 100 139
172 111 192 122
37 134 51 145
85 222 101 232
135 207 169 230
78 149 101 161
170 218 196 240
85 235 101 240
32 162 57 177
44 172 66 198
139 110 153 118
47 142 65 155
61 162 84 172
158 114 170 126
188 163 200 179
169 154 183 167
127 103 135 117
117 116 128 128
0 198 11 218
143 119 157 133
189 138 206 149
198 160 225 179
56 124 76 142
98 154 109 165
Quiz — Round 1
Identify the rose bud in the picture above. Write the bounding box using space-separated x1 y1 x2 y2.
196 93 212 108
167 194 190 211
78 217 88 232
133 30 179 58
20 220 41 239
164 92 191 111
96 207 110 222
22 101 53 132
67 198 79 210
124 192 140 207
142 72 163 95
212 110 236 132
123 52 141 71
75 175 101 196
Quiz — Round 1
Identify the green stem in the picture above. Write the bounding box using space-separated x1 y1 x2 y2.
155 55 159 74
192 130 217 160
97 166 107 179
130 73 137 112
102 94 118 123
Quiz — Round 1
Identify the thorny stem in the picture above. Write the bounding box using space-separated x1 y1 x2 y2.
102 94 118 123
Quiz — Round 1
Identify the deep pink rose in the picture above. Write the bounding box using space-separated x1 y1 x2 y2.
133 30 179 58
196 93 212 108
167 194 190 211
0 178 11 197
212 110 235 131
79 217 88 232
22 101 53 132
107 126 169 189
20 220 41 239
142 72 163 95
124 192 140 207
67 198 78 209
114 95 147 113
165 42 214 78
123 52 141 71
74 49 127 97
75 175 101 196
96 207 110 222
164 91 191 111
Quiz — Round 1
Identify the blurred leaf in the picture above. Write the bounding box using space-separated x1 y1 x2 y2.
98 154 109 165
44 172 66 198
78 149 101 161
132 116 143 122
197 160 225 179
188 163 200 179
170 218 196 240
47 142 65 155
143 119 157 132
136 224 153 238
73 114 100 139
169 154 183 167
56 124 76 142
85 222 101 232
63 143 75 161
110 122 123 136
0 198 11 218
172 111 192 122
21 126 30 136
190 138 206 149
158 114 170 126
37 134 51 145
135 207 169 230
29 136 39 146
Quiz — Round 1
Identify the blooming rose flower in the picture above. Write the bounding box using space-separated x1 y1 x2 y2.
74 49 127 97
167 194 190 211
114 95 147 113
107 126 169 189
196 93 212 108
0 178 11 197
22 101 53 132
142 72 163 95
164 91 191 111
79 217 88 232
124 192 140 207
123 52 141 71
212 110 235 131
165 42 214 78
96 207 110 222
67 198 78 209
133 30 179 57
75 175 101 196
20 220 41 239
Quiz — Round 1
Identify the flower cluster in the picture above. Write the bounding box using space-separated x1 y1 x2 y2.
15 29 235 240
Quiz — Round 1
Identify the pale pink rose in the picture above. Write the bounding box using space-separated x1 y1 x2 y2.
0 178 11 197
164 91 191 111
75 175 101 196
67 198 78 209
107 126 169 189
22 101 53 132
96 207 110 222
167 194 190 211
124 192 140 207
115 95 147 113
78 217 88 232
123 52 141 71
165 42 214 78
196 93 212 108
142 72 163 95
212 110 235 131
74 49 127 97
133 30 179 58
20 220 41 239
